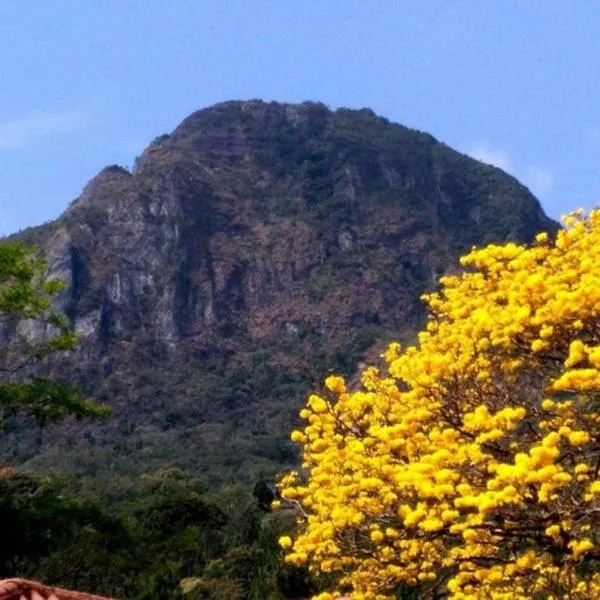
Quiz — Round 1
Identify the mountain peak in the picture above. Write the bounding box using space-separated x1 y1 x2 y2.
8 100 557 486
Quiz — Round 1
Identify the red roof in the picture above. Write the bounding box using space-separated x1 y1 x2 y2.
0 579 115 600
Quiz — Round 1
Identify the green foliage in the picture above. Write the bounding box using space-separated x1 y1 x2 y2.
0 379 108 426
180 577 245 600
0 242 109 425
0 468 315 599
0 242 64 319
0 470 131 589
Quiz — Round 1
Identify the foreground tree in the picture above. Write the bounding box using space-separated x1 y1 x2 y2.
278 210 600 599
0 242 107 425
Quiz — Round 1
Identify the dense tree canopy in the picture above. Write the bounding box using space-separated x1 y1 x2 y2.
278 210 600 599
0 242 107 425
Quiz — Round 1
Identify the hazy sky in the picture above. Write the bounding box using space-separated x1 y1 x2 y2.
1 0 599 235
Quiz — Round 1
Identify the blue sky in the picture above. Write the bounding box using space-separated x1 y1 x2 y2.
1 0 599 235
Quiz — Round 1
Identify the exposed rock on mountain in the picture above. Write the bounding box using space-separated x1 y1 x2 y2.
5 100 557 489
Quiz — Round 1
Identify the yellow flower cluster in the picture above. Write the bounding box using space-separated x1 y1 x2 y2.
278 210 600 599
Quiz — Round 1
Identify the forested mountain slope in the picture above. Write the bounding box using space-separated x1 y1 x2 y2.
4 100 557 493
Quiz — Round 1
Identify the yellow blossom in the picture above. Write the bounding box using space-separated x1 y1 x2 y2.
279 536 293 549
277 210 600 600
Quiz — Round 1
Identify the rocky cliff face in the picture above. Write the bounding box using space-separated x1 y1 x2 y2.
7 100 557 489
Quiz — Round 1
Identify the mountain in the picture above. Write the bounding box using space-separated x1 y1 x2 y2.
4 100 557 494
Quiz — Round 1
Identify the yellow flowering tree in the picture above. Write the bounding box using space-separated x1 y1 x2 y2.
278 210 600 600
